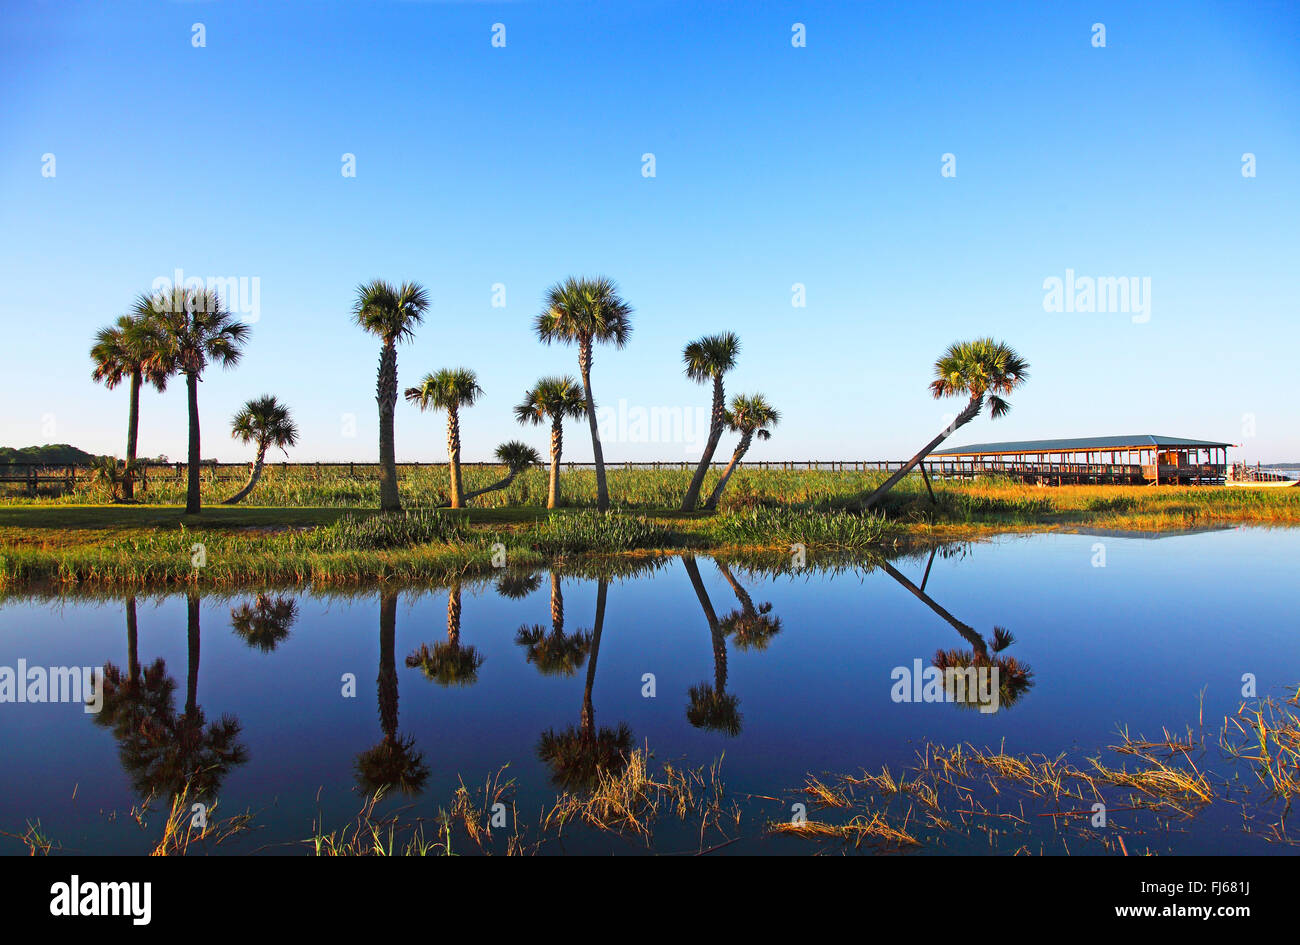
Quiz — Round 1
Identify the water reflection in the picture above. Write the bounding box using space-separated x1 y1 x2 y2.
406 578 484 686
95 593 248 801
536 577 634 789
230 594 298 653
515 569 592 677
355 590 430 795
881 550 1034 711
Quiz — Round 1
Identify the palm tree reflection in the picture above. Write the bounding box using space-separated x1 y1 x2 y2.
515 569 593 677
715 560 782 651
95 593 248 801
406 578 484 686
880 552 1033 711
683 556 742 737
355 589 430 795
230 594 298 652
536 577 633 789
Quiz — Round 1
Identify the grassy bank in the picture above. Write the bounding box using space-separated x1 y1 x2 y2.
2 473 1298 590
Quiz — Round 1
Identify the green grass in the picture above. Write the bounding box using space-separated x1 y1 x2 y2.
3 469 1298 590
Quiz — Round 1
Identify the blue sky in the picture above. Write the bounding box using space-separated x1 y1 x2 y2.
2 0 1297 464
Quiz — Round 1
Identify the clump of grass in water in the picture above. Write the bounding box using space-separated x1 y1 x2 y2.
524 510 676 554
313 510 467 551
714 506 897 550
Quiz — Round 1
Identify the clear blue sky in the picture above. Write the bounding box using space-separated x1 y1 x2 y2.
2 0 1297 464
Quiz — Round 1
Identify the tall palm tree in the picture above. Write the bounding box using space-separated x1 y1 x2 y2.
90 313 171 500
514 376 587 509
460 441 542 506
223 395 298 504
680 332 741 512
352 280 430 512
703 393 780 510
862 338 1029 510
534 277 632 511
406 578 484 686
683 556 742 737
135 287 250 515
404 368 483 509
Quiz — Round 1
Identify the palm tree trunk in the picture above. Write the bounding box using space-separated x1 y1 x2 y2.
580 578 608 737
861 394 983 511
185 592 200 716
378 590 398 740
125 595 140 685
681 374 725 511
377 341 401 512
879 560 988 657
683 556 726 692
715 560 756 615
460 467 520 504
578 338 609 511
447 407 463 509
548 416 563 509
124 370 141 501
703 432 752 510
447 580 462 646
185 371 202 515
223 444 266 505
549 570 563 636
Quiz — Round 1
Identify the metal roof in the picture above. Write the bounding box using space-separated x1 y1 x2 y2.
931 435 1234 456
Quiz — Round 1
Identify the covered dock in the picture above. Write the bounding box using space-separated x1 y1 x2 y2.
929 435 1234 485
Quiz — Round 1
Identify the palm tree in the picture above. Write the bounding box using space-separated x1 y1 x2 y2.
535 277 632 511
680 332 741 512
514 376 587 508
352 280 430 512
460 441 542 506
406 578 484 686
404 368 483 509
862 339 1029 510
703 394 780 510
134 287 250 515
223 395 298 504
715 561 783 651
90 313 171 500
683 556 742 737
515 569 592 677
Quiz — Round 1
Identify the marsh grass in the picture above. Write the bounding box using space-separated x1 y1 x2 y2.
523 510 680 554
715 506 899 550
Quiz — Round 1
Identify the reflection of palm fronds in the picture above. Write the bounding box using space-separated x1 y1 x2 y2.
537 724 633 790
932 649 1034 711
718 611 782 651
230 594 298 652
514 624 592 676
354 735 430 796
495 572 543 599
990 626 1015 653
405 641 484 686
686 683 742 736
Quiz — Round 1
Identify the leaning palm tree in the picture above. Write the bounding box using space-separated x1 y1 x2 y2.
680 332 741 512
683 556 742 737
352 280 430 512
90 313 171 500
223 395 298 504
514 376 587 508
862 338 1029 510
535 277 633 511
703 394 780 510
715 560 783 651
404 368 483 509
134 287 250 515
459 441 542 506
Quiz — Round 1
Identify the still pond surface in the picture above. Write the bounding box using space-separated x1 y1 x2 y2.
1 528 1296 855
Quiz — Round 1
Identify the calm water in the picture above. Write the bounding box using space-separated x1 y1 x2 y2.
1 527 1297 855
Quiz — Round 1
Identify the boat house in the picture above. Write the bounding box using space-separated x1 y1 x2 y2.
929 435 1234 485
